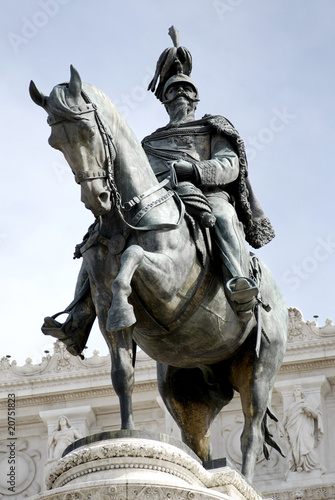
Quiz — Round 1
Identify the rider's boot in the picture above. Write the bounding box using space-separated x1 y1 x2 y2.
226 277 258 323
41 284 96 359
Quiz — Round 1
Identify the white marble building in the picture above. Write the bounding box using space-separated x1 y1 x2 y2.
1 308 335 499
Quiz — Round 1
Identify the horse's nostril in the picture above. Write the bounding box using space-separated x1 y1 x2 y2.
99 192 109 204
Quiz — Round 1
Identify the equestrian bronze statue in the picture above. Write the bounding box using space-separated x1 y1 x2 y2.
29 28 287 482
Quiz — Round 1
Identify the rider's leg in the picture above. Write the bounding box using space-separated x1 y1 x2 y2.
41 264 96 357
207 193 249 277
206 192 257 321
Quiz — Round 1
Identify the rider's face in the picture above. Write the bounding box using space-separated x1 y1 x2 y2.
164 83 198 122
164 83 197 103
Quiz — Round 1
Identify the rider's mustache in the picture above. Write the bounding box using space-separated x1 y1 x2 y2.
162 91 199 105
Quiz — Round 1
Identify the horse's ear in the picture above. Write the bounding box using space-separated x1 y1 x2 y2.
29 80 47 108
68 65 82 97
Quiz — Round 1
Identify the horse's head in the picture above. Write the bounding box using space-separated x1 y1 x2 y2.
29 66 114 216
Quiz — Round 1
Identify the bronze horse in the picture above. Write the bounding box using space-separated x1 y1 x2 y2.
30 66 287 481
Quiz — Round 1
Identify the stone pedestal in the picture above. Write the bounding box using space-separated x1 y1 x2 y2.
29 431 268 500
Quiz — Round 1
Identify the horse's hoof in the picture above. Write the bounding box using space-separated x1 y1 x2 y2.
107 305 136 332
121 421 135 431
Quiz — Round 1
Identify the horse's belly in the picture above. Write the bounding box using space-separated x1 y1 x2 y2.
133 276 255 368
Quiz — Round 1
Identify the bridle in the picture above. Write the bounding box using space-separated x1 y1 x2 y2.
49 87 184 232
76 90 119 210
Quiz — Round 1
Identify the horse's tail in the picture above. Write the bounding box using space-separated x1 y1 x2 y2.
262 407 286 460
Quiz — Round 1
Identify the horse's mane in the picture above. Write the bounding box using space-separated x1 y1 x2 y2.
46 84 82 123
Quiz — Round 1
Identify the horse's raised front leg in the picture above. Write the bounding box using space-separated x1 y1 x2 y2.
107 246 144 332
107 244 180 332
106 327 135 430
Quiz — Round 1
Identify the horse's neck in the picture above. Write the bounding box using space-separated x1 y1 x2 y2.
87 86 158 202
113 116 159 202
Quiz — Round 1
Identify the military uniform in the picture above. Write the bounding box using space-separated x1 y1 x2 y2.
142 114 275 279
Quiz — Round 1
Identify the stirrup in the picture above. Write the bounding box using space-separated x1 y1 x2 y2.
226 277 258 304
42 311 73 340
41 276 95 358
41 311 86 358
226 277 258 323
42 308 93 359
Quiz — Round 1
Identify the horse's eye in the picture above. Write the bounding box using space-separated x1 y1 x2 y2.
89 126 96 138
79 121 96 139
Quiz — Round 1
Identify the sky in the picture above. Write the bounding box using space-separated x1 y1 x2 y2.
1 0 335 365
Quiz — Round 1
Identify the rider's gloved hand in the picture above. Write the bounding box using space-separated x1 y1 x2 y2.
174 160 195 181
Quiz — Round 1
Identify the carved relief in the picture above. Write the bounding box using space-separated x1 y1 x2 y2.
0 356 11 371
47 416 81 463
130 486 210 499
54 341 75 372
0 441 41 498
95 485 127 500
288 308 305 342
221 413 281 472
28 483 262 500
268 485 335 500
282 385 324 473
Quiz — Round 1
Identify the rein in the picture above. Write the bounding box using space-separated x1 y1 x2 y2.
57 87 184 233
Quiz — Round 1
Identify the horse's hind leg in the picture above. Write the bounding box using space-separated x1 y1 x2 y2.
230 335 281 482
157 363 233 462
239 378 269 481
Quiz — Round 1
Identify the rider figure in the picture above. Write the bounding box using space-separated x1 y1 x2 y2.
142 71 274 322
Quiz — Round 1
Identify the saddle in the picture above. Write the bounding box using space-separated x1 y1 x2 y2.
175 181 216 228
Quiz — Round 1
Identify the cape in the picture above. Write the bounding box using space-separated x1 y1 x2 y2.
142 114 275 249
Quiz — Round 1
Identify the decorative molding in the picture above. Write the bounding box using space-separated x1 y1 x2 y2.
28 483 259 500
279 358 335 374
9 356 50 376
267 483 335 500
0 382 158 411
45 439 203 490
0 341 155 385
288 308 335 345
207 468 264 500
43 437 264 500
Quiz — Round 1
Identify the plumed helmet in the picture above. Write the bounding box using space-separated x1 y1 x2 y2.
162 74 199 102
148 26 198 103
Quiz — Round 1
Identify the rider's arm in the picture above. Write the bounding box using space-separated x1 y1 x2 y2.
192 134 239 187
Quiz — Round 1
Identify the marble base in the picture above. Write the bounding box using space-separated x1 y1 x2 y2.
29 431 268 500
